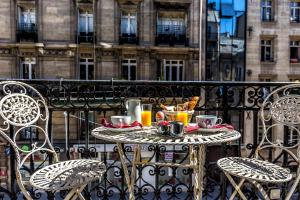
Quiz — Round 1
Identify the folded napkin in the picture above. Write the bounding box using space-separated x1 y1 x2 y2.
184 124 200 134
210 124 234 130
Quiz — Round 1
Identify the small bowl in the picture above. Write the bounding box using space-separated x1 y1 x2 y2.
111 116 131 127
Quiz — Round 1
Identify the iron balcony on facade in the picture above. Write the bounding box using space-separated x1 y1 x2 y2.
291 17 300 23
261 16 275 22
78 32 95 43
17 23 37 42
155 25 188 46
119 34 139 45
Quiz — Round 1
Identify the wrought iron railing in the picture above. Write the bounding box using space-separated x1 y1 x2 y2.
156 25 188 46
119 34 139 45
78 32 95 43
0 79 298 199
17 23 37 42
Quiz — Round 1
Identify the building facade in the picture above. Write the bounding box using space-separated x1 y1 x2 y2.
0 0 203 81
247 0 300 82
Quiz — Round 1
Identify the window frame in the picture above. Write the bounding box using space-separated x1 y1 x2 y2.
121 59 137 80
79 58 94 80
20 57 36 79
78 11 93 34
261 0 274 22
120 11 137 35
163 60 184 81
290 1 300 22
261 39 274 62
290 40 300 63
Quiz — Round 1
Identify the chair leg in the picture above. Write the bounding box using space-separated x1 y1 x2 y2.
224 172 248 200
285 166 300 200
64 188 77 200
249 180 270 200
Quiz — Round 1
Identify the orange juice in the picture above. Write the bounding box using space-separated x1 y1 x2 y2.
176 112 188 126
141 111 152 126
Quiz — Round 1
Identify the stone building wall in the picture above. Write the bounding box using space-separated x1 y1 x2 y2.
246 0 300 82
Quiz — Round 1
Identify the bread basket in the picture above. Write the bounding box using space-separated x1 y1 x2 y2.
162 110 194 122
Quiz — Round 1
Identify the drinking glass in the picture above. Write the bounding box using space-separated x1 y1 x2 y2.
141 104 152 126
176 104 188 126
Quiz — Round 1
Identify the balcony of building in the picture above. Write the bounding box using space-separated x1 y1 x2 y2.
77 32 95 43
119 33 139 45
16 23 38 42
155 25 188 46
0 80 298 200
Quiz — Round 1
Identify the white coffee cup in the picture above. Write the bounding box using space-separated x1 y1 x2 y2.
196 115 222 128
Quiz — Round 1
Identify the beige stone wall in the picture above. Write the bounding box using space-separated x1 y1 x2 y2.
42 0 72 42
0 57 14 78
0 0 13 41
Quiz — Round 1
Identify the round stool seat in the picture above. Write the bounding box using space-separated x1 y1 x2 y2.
30 159 106 191
217 157 292 183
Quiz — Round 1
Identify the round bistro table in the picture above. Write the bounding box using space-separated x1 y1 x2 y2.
92 127 241 200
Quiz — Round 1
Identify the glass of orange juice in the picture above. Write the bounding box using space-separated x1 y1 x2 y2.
141 104 152 126
176 104 188 126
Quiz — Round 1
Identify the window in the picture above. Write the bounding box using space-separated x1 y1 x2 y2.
121 59 136 80
288 128 298 145
261 40 273 62
78 11 93 42
20 127 38 140
257 114 272 144
156 11 187 46
79 58 94 80
290 40 300 63
163 60 184 81
121 11 137 36
18 7 36 31
20 58 36 79
79 111 95 139
291 1 300 22
261 0 274 22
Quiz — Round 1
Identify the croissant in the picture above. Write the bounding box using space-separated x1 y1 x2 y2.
187 96 199 111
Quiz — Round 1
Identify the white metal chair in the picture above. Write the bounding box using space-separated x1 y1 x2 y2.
218 84 300 200
0 81 106 200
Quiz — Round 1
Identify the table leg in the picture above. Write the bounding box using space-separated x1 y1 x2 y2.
117 143 137 200
194 144 206 200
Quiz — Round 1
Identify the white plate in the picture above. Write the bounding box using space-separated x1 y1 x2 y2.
102 126 155 133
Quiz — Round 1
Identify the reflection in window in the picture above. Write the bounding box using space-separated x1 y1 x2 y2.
261 0 273 22
291 1 300 22
206 0 246 81
121 59 137 80
121 11 137 36
18 7 36 31
261 40 273 62
78 11 93 42
290 41 300 63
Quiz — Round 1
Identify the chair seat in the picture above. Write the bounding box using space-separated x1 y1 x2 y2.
217 157 292 183
29 159 106 191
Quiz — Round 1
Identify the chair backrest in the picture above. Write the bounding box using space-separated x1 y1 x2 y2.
257 84 300 163
0 81 58 198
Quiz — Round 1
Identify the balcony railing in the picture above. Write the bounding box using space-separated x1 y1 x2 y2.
119 34 139 45
261 16 275 22
77 32 95 43
0 79 299 199
156 25 188 46
17 23 37 42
